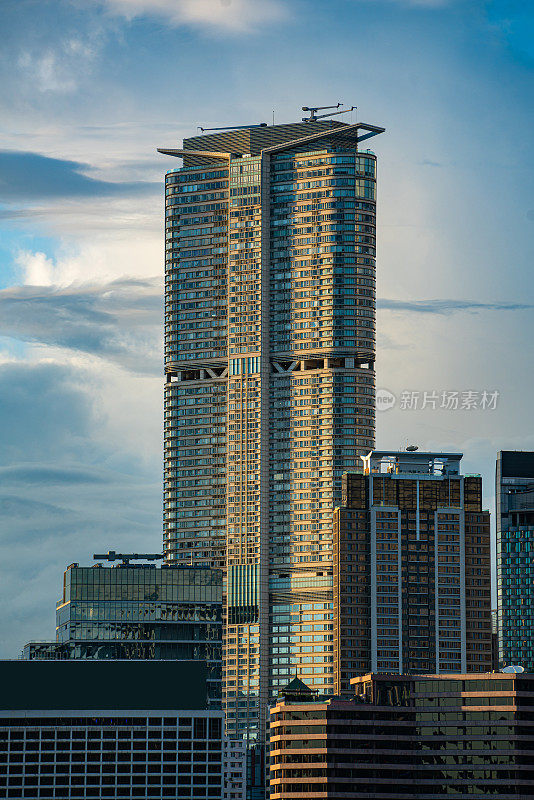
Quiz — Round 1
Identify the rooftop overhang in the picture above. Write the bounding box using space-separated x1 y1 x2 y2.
157 121 385 161
259 122 385 154
157 148 231 160
369 451 463 460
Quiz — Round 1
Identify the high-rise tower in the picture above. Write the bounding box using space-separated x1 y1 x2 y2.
333 451 493 694
159 118 384 748
496 451 534 670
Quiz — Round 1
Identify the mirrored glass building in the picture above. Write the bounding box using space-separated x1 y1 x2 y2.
497 451 534 670
270 671 534 799
23 561 223 707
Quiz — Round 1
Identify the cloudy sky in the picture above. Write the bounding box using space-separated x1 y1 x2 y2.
0 0 533 656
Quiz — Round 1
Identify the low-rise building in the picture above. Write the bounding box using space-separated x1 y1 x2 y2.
0 660 225 800
269 672 534 799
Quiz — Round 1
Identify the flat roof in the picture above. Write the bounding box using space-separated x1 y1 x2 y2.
369 451 462 459
350 672 532 684
0 660 209 712
159 120 385 167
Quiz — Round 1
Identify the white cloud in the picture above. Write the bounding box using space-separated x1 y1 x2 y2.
0 276 163 375
17 37 100 94
17 219 161 284
20 251 53 286
0 355 161 658
95 0 287 32
18 51 76 94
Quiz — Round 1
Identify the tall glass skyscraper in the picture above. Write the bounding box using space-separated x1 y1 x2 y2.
496 450 534 670
159 119 384 748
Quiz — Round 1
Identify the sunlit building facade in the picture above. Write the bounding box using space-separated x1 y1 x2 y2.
159 119 384 750
333 451 493 693
269 672 534 799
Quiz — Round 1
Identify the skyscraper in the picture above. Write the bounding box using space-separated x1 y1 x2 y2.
159 117 384 748
496 450 534 670
333 451 492 693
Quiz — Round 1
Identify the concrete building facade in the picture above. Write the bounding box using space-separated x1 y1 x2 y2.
223 738 247 800
0 661 228 800
333 451 492 693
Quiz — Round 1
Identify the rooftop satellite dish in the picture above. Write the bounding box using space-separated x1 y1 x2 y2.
406 445 418 452
502 665 525 673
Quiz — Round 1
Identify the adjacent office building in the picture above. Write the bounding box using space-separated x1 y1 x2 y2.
158 117 385 746
269 671 534 799
23 556 223 705
0 660 235 800
497 451 534 671
333 450 492 693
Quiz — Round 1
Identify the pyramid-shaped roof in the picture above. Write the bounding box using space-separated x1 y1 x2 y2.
283 676 313 694
277 675 318 703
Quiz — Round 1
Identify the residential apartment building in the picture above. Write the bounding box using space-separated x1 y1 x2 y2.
333 450 492 693
23 558 223 705
497 451 534 670
269 671 534 799
158 117 385 750
0 660 226 800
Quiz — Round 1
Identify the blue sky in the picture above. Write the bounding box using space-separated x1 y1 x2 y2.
0 0 533 655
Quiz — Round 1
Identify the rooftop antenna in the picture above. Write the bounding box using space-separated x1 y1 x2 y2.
93 550 163 566
302 103 357 122
197 123 268 133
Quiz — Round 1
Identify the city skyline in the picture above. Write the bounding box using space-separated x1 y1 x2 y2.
1 0 534 662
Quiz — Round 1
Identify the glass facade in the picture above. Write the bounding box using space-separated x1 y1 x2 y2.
160 120 384 751
496 451 534 670
23 564 223 706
